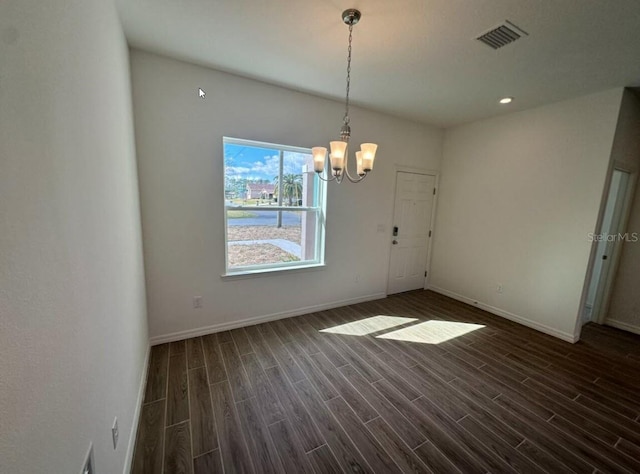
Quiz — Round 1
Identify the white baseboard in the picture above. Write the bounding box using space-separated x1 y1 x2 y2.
604 318 640 336
149 293 387 345
123 344 151 474
428 286 578 343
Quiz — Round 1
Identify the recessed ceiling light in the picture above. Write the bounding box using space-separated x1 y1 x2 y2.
499 97 513 104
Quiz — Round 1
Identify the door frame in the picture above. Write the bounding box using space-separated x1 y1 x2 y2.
593 167 637 324
577 164 638 336
387 165 440 295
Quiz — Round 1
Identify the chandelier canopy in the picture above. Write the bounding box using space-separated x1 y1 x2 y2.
312 9 378 184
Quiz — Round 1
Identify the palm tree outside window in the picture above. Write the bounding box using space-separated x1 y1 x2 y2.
223 137 327 274
274 174 303 206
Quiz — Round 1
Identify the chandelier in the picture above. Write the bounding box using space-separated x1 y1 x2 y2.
312 9 378 183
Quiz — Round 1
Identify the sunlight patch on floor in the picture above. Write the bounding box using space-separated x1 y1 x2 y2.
320 315 418 336
376 320 485 344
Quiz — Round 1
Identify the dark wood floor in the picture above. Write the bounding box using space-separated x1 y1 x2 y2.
131 290 640 474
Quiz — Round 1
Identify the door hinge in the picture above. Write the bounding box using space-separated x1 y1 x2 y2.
428 230 432 237
424 271 428 277
433 187 436 195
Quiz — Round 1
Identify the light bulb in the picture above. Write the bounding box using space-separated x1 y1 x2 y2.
312 147 327 172
360 143 378 171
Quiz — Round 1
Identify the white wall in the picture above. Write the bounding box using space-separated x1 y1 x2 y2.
429 89 624 342
605 90 640 334
0 1 148 473
130 50 443 342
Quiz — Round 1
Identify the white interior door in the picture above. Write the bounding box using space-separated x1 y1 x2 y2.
583 169 632 324
387 171 436 295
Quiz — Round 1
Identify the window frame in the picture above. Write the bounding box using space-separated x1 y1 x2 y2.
222 137 327 276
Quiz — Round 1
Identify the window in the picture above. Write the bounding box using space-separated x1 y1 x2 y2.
223 137 326 274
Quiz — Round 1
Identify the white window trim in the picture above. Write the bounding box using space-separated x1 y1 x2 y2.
228 205 318 212
224 136 312 155
221 262 326 280
223 137 327 276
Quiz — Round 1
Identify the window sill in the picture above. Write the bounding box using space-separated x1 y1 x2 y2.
221 263 326 281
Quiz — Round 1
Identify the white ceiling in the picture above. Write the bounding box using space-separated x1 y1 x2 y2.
116 0 640 127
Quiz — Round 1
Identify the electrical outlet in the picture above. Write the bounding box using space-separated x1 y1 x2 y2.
193 296 203 309
81 443 95 474
497 284 504 294
112 417 119 450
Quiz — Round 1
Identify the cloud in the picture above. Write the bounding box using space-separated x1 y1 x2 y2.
226 166 252 175
226 151 312 180
249 154 281 178
284 152 311 174
249 153 310 178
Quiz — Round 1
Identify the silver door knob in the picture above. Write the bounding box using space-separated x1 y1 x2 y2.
392 240 398 245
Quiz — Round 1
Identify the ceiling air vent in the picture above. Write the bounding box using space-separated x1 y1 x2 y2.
476 20 528 50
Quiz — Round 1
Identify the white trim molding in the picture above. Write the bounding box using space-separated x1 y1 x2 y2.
428 286 578 343
393 164 439 175
123 344 151 474
604 318 640 336
149 293 387 345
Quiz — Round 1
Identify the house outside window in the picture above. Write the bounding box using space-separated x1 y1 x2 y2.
246 183 275 201
223 137 326 274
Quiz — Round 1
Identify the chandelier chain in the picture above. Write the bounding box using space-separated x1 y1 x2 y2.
313 8 375 184
344 22 353 126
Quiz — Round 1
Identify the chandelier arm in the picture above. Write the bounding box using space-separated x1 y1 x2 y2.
317 153 338 182
340 147 362 183
343 167 367 183
316 172 337 183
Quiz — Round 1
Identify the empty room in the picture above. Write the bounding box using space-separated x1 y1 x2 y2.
3 1 640 473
